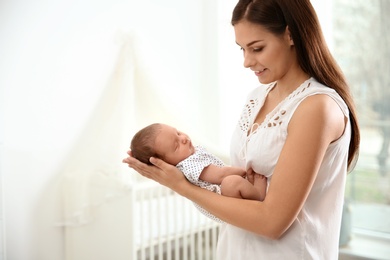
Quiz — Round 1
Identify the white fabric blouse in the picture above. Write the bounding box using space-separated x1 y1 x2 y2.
216 78 351 259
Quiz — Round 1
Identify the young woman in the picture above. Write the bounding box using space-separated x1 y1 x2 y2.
123 0 360 258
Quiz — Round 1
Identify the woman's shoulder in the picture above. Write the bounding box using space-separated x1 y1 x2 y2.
305 78 340 97
286 78 348 113
279 78 349 124
305 78 349 115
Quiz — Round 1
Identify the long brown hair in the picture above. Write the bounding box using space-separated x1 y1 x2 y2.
232 0 360 171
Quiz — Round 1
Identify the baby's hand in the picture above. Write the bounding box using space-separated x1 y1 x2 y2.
253 174 268 201
246 168 256 185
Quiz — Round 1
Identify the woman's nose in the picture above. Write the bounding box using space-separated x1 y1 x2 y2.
243 52 255 68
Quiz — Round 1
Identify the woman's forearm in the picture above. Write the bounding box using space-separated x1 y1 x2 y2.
177 181 285 239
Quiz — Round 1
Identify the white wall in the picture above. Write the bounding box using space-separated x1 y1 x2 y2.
0 2 125 259
0 1 220 259
0 101 4 259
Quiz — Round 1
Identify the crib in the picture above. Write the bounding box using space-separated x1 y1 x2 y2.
64 174 221 260
132 180 221 260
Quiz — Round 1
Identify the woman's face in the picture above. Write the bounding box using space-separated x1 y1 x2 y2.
234 20 296 84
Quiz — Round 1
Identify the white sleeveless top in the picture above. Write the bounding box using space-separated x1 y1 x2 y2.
216 78 351 259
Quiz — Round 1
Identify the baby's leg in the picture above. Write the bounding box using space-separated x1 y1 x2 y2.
221 175 267 200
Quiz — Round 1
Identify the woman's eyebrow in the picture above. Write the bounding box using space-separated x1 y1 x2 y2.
236 40 263 47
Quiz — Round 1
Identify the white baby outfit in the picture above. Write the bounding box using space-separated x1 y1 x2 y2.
216 78 351 259
176 145 223 222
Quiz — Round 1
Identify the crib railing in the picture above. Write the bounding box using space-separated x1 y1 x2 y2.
133 181 220 260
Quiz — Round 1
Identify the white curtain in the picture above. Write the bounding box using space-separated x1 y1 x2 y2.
58 34 136 227
28 34 140 260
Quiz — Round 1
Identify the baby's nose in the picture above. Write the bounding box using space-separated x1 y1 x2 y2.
181 136 190 143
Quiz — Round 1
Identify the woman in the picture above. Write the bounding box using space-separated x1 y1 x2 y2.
123 0 360 259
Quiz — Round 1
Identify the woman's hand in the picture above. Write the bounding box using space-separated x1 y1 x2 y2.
122 150 189 191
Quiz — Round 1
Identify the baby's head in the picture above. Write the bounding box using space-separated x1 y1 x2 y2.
131 123 162 165
131 123 195 165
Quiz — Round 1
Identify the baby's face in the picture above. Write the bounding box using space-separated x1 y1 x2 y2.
154 124 195 165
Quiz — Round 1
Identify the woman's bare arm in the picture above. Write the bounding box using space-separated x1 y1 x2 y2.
123 95 345 239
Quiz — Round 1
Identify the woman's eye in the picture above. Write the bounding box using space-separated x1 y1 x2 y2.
253 47 263 52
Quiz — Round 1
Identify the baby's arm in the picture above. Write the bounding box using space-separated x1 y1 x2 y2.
199 165 246 185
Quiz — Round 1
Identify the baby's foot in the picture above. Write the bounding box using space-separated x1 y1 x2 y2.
253 174 267 201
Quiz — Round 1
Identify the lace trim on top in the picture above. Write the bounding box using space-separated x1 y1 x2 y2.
239 81 312 134
237 81 312 161
238 83 273 134
238 98 261 133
